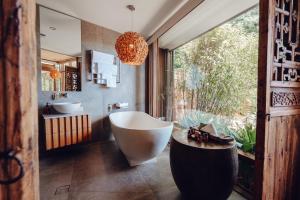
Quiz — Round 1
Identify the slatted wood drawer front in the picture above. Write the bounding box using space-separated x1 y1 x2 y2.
65 117 72 145
71 116 77 145
59 118 66 147
44 114 92 150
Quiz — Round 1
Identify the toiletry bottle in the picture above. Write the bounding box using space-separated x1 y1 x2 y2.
44 102 50 114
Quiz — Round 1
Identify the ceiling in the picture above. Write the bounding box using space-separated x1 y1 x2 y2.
159 0 258 49
40 6 81 56
37 0 189 38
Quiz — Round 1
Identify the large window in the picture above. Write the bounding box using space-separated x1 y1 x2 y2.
173 7 258 194
174 6 258 137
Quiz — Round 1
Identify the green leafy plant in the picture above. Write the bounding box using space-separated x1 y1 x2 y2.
174 6 258 157
179 111 235 136
173 6 258 117
233 123 256 154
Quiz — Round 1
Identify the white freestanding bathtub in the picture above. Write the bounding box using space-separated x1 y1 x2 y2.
109 111 173 166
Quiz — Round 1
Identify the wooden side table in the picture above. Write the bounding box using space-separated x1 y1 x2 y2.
170 129 238 200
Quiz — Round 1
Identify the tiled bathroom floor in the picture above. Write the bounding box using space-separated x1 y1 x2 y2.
39 141 246 200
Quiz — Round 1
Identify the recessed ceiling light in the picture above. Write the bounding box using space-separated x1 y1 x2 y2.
49 26 56 31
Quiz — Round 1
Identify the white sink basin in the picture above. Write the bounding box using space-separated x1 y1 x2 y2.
52 102 82 114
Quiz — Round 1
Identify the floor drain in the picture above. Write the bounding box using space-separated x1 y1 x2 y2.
55 185 70 195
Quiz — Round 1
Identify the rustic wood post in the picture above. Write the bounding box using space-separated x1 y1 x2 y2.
0 0 39 199
146 40 168 118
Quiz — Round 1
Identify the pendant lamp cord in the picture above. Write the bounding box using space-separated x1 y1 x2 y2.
127 5 135 31
131 9 133 31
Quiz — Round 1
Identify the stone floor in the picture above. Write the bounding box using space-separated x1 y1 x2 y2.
39 141 246 200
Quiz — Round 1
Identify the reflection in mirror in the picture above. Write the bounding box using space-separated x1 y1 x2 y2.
39 6 81 92
41 50 81 91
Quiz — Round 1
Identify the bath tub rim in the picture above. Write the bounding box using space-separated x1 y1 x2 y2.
109 111 173 131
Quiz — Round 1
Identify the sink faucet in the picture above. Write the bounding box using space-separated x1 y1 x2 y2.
108 104 113 112
51 92 68 100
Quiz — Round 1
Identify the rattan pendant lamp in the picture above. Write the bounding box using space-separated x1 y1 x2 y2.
50 68 61 79
115 5 148 66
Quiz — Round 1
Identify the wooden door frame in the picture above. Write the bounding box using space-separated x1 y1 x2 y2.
0 0 39 199
255 0 272 198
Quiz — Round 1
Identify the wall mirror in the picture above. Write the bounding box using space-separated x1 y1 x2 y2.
39 6 82 92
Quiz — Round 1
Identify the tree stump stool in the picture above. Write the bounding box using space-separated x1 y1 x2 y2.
170 129 238 200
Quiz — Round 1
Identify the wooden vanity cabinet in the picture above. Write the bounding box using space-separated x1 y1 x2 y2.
43 114 92 150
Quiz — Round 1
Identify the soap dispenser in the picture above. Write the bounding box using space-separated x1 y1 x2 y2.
43 102 51 114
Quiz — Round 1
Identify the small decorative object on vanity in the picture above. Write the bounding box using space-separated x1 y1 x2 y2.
43 102 51 115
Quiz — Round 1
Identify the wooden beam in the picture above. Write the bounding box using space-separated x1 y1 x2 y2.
152 40 159 117
41 63 55 71
158 48 168 117
147 0 204 44
146 40 168 117
165 51 174 121
0 0 39 199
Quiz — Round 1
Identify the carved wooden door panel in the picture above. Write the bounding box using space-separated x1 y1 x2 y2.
65 66 80 91
256 0 300 199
